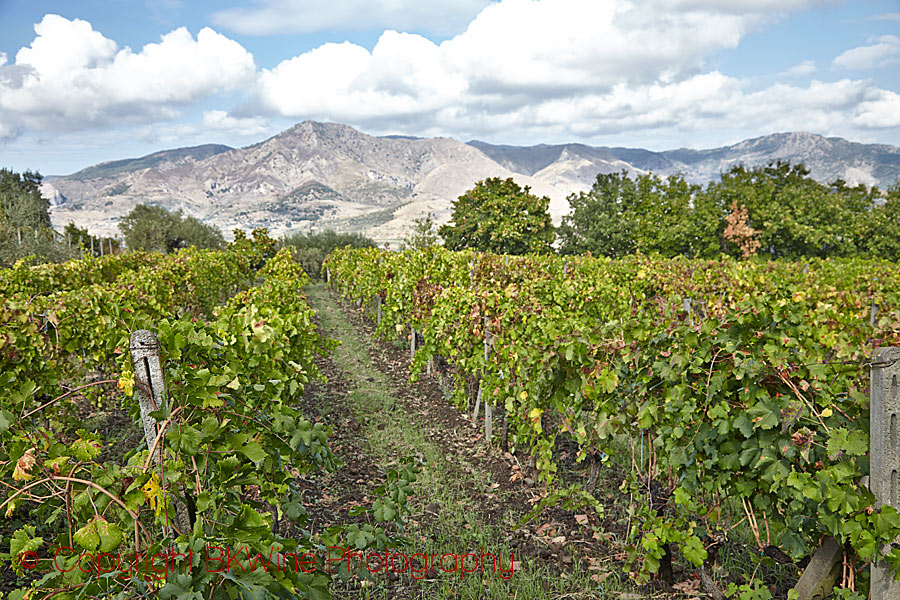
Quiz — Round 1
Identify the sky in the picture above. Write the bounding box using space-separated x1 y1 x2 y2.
0 0 898 176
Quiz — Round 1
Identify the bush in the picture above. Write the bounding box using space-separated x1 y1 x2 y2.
280 230 376 280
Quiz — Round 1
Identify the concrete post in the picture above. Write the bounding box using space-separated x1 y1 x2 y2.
130 330 192 537
870 347 900 600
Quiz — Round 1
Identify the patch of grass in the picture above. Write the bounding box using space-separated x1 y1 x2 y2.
305 284 618 599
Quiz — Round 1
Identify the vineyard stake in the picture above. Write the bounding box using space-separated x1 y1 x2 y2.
472 381 482 424
130 329 193 538
484 317 493 444
869 346 900 599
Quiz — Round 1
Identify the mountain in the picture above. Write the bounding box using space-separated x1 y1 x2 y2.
471 132 900 192
43 124 900 244
66 144 233 181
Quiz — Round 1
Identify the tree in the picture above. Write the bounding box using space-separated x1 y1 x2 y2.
172 215 225 251
118 204 224 252
558 171 639 257
401 212 439 250
279 229 375 279
0 168 50 230
705 162 859 259
0 168 77 267
858 185 900 260
438 177 554 254
722 202 761 259
558 171 711 258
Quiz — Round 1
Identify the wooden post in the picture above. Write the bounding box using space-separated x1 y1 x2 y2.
872 300 880 327
684 297 693 326
130 330 192 537
472 381 482 424
484 317 493 443
870 347 900 600
410 326 416 360
484 396 492 442
90 236 94 256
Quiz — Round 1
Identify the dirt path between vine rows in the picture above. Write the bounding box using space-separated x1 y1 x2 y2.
295 284 681 600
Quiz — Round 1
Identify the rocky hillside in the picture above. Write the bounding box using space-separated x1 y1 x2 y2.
471 132 900 192
43 123 900 244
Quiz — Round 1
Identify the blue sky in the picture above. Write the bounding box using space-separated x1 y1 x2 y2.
0 0 898 175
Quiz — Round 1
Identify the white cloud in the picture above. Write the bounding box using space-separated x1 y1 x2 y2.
0 15 256 135
781 59 816 77
854 90 900 128
832 35 900 70
254 0 797 123
3 2 899 155
211 0 491 36
253 0 899 145
202 110 269 136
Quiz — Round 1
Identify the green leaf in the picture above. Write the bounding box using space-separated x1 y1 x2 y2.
239 441 267 465
0 408 14 434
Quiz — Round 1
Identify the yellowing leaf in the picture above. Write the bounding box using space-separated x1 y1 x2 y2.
529 407 543 433
13 448 36 481
142 473 161 511
118 371 135 397
821 408 833 418
226 377 241 390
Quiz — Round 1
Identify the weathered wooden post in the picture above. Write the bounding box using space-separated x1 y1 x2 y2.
870 347 900 600
130 330 192 537
410 325 416 360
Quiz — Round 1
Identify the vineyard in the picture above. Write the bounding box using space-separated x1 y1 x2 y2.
324 247 900 598
2 242 900 599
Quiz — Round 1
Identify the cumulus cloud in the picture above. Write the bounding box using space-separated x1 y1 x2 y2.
3 2 899 153
211 0 491 35
251 0 899 144
255 0 775 122
832 35 900 70
854 90 900 128
202 110 269 136
0 15 256 136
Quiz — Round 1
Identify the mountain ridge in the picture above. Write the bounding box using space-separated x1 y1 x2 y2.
42 122 900 244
